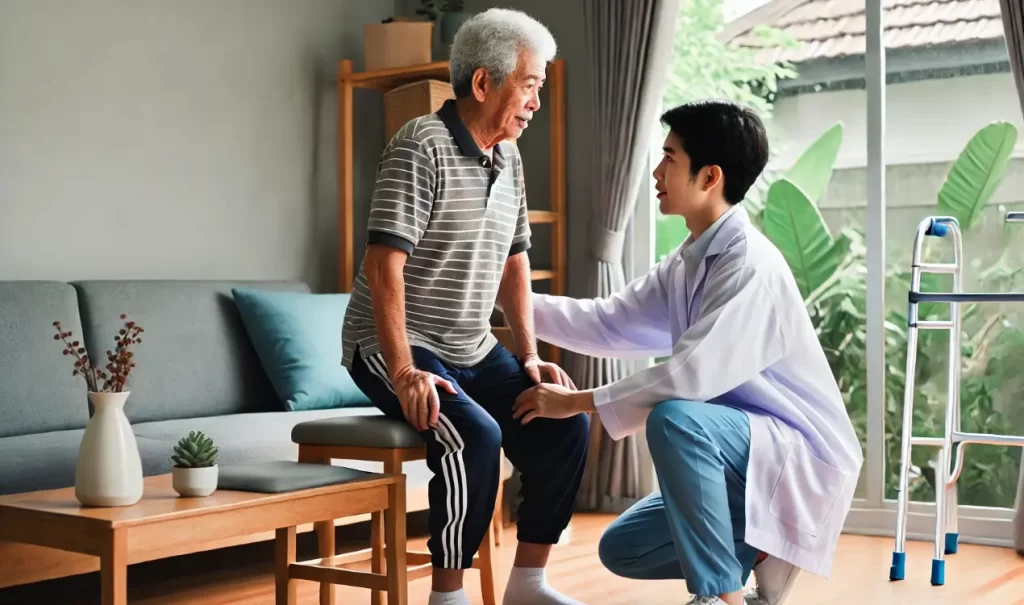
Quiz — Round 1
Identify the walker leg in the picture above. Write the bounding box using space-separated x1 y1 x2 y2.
890 325 920 582
944 445 959 555
931 445 949 585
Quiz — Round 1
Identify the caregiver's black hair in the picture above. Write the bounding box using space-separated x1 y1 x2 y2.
660 100 769 205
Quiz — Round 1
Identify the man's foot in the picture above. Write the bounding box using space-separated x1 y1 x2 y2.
428 588 471 605
747 557 800 605
502 566 585 605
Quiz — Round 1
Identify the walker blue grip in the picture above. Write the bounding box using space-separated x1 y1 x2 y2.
945 532 959 554
889 552 906 581
931 559 945 586
925 220 949 237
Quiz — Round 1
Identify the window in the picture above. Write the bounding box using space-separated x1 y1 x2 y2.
883 1 1024 510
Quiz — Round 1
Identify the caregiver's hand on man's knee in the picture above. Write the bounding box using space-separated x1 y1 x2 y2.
513 383 596 424
521 354 577 390
393 365 457 431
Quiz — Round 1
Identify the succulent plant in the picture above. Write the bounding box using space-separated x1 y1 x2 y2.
172 431 219 468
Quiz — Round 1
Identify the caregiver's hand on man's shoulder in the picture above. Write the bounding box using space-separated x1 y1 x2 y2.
521 354 576 390
392 364 457 432
513 383 596 424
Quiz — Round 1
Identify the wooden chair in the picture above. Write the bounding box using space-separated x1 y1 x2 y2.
292 415 504 605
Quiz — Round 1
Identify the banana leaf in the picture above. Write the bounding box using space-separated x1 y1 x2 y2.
937 121 1017 231
762 177 847 299
786 122 844 204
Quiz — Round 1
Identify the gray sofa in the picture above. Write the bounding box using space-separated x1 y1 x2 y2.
0 279 443 586
0 278 431 495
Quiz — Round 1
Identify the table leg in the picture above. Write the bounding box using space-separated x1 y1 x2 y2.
385 478 408 605
101 528 127 605
276 526 297 605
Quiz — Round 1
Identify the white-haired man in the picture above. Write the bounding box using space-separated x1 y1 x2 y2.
341 8 590 605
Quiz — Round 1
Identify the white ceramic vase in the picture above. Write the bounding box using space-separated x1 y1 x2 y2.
172 465 218 497
74 391 144 507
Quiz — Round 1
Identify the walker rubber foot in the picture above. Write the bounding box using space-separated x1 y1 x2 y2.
889 552 906 581
931 559 945 586
945 532 959 555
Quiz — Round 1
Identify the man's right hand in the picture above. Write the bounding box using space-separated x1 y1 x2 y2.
392 366 458 431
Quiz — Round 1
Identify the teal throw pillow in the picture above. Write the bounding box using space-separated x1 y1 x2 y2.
232 288 371 411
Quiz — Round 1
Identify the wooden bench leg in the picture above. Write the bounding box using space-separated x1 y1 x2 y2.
317 519 336 605
276 526 297 605
493 476 504 547
371 511 385 605
478 520 499 605
300 447 337 605
385 477 408 605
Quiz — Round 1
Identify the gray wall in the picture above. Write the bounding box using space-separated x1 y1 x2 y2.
0 0 395 291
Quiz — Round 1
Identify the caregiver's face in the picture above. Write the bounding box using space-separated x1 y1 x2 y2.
653 131 708 217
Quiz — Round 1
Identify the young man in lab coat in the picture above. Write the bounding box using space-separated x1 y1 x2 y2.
512 100 864 605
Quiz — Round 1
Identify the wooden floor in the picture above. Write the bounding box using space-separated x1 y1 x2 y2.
2 513 1022 604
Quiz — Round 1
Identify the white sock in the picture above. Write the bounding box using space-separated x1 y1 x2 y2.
502 566 585 605
428 588 470 605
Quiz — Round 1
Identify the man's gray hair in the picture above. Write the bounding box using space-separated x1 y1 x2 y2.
449 8 557 98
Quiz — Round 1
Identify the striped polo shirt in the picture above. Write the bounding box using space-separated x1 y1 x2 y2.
341 100 531 369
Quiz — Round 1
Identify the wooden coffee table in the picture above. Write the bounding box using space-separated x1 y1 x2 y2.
0 472 407 605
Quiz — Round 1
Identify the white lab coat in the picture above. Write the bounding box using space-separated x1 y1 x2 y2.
532 205 863 578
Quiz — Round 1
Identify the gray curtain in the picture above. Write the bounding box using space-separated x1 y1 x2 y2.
1000 0 1024 555
571 0 680 513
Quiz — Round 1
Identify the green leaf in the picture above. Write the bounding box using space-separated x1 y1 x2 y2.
785 122 844 204
937 121 1017 231
762 177 845 299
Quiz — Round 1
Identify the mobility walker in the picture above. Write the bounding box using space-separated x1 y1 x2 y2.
890 212 1024 585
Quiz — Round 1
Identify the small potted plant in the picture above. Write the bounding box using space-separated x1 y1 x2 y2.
53 314 146 507
171 430 219 497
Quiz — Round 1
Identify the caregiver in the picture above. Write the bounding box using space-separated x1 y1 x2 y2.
511 99 863 605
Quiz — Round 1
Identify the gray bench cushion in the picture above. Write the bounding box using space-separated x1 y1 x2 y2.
219 461 381 493
0 281 89 437
291 415 424 449
71 280 310 424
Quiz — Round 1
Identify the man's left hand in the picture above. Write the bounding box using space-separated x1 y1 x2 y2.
522 355 577 390
513 383 594 424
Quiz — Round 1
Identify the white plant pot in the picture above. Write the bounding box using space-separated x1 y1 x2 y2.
172 465 218 497
75 391 144 507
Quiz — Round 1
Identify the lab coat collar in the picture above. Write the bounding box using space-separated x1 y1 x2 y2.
680 204 747 263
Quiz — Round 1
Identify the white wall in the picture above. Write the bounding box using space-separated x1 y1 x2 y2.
0 0 396 291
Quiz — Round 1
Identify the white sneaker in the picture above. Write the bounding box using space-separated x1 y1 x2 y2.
747 557 800 605
686 597 727 605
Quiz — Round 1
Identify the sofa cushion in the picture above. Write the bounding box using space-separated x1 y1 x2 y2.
231 288 371 411
0 281 90 437
0 429 89 494
71 280 310 424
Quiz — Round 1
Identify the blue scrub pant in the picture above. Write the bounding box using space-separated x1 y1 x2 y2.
598 400 760 596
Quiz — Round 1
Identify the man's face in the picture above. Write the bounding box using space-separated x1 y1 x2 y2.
653 131 722 217
480 49 546 140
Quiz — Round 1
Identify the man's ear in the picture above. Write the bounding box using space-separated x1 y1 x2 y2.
471 68 490 102
703 165 724 192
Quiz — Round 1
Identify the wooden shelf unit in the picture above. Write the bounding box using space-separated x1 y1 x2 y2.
336 58 568 363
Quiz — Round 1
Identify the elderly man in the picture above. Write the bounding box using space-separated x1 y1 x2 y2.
341 8 590 605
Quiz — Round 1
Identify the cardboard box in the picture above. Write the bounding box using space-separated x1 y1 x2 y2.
383 79 455 141
363 21 434 72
